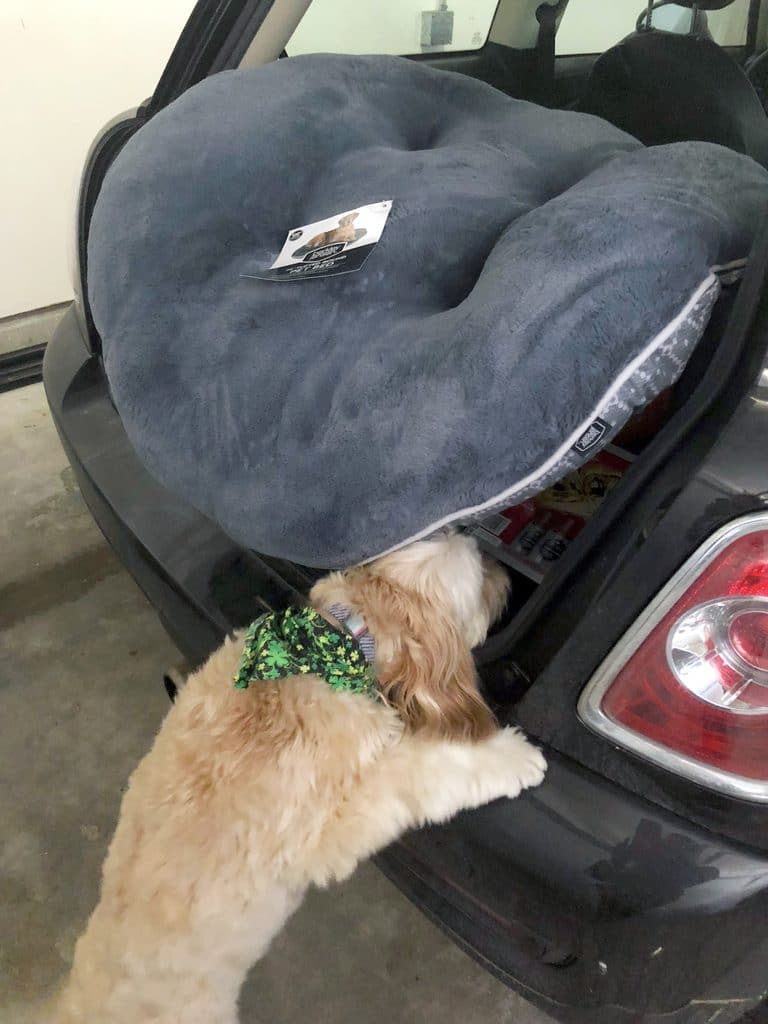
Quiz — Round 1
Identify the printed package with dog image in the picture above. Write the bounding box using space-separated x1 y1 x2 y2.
244 200 393 281
473 446 633 582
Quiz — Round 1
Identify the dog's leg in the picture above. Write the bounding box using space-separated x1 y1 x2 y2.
52 880 304 1024
302 727 546 887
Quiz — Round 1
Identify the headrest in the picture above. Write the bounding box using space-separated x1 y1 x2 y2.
668 1 740 8
579 31 768 168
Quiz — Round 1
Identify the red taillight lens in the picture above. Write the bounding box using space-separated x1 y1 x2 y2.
579 515 768 801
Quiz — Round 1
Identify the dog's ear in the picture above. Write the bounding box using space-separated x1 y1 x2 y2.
369 579 496 742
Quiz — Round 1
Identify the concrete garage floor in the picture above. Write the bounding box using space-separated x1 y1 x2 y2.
0 382 553 1024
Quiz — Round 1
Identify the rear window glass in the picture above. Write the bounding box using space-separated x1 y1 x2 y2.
556 0 750 55
286 0 501 56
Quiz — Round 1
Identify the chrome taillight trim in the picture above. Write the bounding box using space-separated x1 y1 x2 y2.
578 511 768 803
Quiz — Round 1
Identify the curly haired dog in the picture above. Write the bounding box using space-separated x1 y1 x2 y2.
50 532 546 1024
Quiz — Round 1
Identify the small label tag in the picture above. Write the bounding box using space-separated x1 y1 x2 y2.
244 200 392 282
572 417 610 455
713 258 748 287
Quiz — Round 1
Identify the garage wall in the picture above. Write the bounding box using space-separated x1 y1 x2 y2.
0 1 193 320
288 0 501 55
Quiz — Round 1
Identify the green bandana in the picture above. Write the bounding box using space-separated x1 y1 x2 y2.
233 606 378 698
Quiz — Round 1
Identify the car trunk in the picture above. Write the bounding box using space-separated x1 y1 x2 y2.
79 14 768 703
76 6 768 845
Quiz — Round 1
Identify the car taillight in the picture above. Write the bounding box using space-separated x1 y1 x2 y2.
578 513 768 801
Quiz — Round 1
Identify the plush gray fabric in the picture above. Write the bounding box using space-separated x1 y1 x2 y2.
88 54 768 567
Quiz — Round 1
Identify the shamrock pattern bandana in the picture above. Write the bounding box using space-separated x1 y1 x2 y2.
233 606 378 698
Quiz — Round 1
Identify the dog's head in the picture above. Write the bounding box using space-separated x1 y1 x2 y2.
338 211 359 226
310 532 509 741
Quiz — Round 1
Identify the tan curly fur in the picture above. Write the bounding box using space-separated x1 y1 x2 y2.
47 532 545 1024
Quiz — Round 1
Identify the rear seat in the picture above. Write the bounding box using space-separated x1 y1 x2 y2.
577 28 768 168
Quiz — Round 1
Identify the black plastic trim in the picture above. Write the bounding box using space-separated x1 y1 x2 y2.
208 0 284 73
747 0 762 55
146 0 258 115
0 343 46 393
514 228 768 848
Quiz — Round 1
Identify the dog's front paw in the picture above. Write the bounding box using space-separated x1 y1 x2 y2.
482 727 547 799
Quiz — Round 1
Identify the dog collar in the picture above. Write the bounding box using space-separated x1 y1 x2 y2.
325 603 376 665
233 606 377 698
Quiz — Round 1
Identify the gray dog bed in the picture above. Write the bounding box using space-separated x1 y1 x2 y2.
88 54 768 567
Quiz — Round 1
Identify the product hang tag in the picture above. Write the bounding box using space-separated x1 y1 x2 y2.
243 200 393 282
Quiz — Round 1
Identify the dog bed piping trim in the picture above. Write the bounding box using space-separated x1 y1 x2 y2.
359 270 720 565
